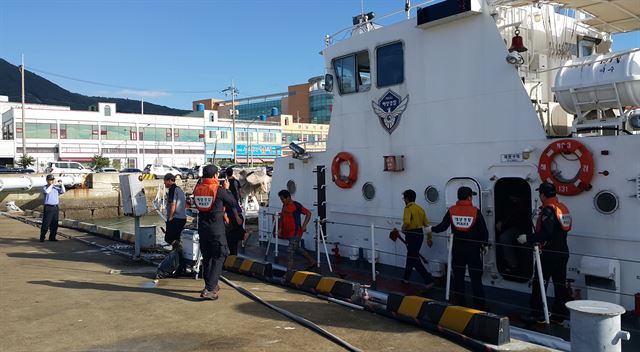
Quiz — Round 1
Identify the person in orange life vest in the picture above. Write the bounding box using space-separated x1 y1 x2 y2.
392 189 434 289
277 190 316 271
426 186 489 309
517 182 571 322
193 165 241 300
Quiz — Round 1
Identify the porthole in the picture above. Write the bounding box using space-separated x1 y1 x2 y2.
286 180 297 195
424 186 439 203
362 182 376 201
594 190 618 214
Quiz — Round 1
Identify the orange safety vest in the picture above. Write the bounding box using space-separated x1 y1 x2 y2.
192 178 219 213
536 197 572 232
449 200 478 233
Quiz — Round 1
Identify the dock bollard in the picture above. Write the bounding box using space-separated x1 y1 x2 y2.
566 300 630 352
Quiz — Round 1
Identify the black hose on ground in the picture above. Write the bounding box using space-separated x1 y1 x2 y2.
219 275 363 352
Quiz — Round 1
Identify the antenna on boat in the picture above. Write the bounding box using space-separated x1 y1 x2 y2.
405 0 410 19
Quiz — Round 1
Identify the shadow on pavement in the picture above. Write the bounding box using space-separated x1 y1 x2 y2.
29 279 203 302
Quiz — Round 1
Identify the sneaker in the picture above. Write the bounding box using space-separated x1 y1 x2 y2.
423 282 435 290
49 238 58 242
39 238 45 242
201 289 218 300
401 279 410 284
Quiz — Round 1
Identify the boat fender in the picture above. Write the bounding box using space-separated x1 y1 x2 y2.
538 139 594 196
331 152 358 189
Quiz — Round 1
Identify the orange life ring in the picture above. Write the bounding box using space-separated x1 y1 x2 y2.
538 139 594 196
331 152 358 189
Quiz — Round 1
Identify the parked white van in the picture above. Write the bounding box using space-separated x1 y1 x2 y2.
45 161 92 174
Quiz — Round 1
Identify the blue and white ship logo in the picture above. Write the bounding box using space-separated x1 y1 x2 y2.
372 90 409 134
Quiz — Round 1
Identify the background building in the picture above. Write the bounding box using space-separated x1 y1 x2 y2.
198 109 282 164
193 76 333 124
280 114 329 156
1 97 205 170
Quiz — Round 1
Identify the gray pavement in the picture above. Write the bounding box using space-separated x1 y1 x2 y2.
0 214 550 351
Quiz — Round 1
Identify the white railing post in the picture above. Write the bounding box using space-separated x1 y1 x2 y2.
274 212 279 262
264 214 273 260
445 232 453 301
370 223 376 286
316 217 321 268
533 244 550 324
319 222 332 272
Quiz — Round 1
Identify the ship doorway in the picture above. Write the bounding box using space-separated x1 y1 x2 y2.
494 178 533 282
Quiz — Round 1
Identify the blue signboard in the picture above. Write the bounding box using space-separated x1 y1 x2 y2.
236 144 281 157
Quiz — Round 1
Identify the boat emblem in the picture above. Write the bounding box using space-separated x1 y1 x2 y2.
372 90 409 134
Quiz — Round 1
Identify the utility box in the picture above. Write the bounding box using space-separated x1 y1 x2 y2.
119 174 148 217
138 225 157 249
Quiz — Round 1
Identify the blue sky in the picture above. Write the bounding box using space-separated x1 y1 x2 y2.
1 0 638 110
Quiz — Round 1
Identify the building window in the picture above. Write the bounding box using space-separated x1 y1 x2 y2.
332 50 370 94
237 131 248 142
261 132 276 143
175 129 203 142
209 130 215 138
59 124 97 139
101 125 132 140
376 42 404 87
219 131 228 139
18 123 57 139
104 105 111 116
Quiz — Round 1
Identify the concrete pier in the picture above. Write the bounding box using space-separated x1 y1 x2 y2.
0 214 549 351
0 173 199 220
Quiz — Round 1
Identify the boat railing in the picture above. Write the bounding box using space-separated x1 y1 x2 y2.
258 209 640 327
325 0 436 47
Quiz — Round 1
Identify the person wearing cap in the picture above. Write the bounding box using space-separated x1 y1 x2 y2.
192 165 241 300
394 189 434 290
426 186 488 308
163 173 187 248
517 182 572 322
40 174 65 242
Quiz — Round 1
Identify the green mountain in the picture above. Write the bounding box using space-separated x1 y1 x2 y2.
0 58 190 116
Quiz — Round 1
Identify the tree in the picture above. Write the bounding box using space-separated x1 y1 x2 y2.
16 154 35 169
91 154 110 169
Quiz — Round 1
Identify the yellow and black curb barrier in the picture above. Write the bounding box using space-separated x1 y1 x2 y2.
286 270 357 301
224 255 273 279
221 257 510 349
376 292 510 347
140 174 155 180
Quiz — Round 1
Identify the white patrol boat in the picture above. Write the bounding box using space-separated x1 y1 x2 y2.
262 0 640 313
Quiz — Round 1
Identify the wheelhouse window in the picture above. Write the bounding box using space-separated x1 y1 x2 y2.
333 50 370 94
376 42 404 87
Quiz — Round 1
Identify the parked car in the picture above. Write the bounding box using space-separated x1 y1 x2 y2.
0 166 34 174
45 161 92 174
95 167 118 173
143 164 177 179
120 168 142 174
175 166 198 179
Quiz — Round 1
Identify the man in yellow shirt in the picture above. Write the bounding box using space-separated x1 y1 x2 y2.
398 189 434 289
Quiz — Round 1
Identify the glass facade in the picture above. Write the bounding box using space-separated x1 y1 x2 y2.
237 99 281 120
174 128 204 142
309 93 333 124
16 123 57 139
101 125 135 140
60 124 99 139
140 127 172 142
